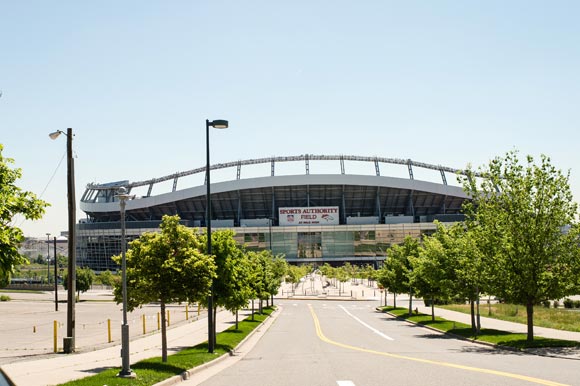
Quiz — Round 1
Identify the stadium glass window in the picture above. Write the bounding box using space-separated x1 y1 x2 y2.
297 232 322 259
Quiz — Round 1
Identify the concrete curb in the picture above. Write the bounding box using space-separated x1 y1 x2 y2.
154 307 281 386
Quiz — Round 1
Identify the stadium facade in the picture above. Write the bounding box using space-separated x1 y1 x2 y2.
78 155 469 272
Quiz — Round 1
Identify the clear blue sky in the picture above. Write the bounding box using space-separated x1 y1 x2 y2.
2 1 579 237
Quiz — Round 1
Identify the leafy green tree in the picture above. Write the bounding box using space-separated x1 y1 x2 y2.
246 251 264 319
267 254 288 305
285 264 301 291
335 265 350 295
62 267 95 300
378 236 418 311
97 270 119 287
113 215 215 361
411 230 456 321
221 249 253 330
450 225 487 334
460 151 580 341
256 251 274 312
0 145 49 287
362 264 378 286
201 229 249 346
76 267 95 296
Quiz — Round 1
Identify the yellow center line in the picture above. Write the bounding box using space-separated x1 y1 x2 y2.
308 305 568 386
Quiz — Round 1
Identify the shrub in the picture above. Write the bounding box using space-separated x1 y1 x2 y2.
0 295 10 301
574 300 580 309
553 300 560 308
542 300 551 308
563 298 574 308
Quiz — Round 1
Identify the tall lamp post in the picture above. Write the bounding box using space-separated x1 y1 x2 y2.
268 217 275 305
206 119 228 353
116 187 135 378
49 128 76 353
46 233 51 284
54 236 58 311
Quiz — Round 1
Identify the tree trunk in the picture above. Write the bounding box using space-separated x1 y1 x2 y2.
160 301 168 362
526 300 534 342
408 290 413 316
271 293 274 307
251 299 255 321
470 299 476 332
476 289 481 335
235 310 239 330
393 293 397 308
431 297 435 321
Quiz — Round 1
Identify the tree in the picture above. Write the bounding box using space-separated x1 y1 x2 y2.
285 264 303 292
335 265 350 296
451 225 487 334
97 270 119 287
460 151 580 341
62 267 95 300
411 229 456 321
0 144 49 286
268 254 288 306
113 215 215 362
378 237 418 311
201 229 249 347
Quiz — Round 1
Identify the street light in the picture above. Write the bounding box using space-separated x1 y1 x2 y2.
46 233 51 284
54 236 58 311
116 187 135 378
49 128 76 353
268 217 275 305
206 119 228 353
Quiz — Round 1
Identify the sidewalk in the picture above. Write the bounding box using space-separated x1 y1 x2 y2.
1 309 251 386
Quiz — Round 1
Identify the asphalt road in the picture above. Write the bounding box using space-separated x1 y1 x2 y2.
191 300 578 386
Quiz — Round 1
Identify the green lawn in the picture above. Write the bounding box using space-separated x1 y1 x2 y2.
59 308 274 386
384 307 580 349
440 303 580 332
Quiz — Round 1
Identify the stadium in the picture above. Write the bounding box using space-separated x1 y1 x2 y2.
78 155 469 272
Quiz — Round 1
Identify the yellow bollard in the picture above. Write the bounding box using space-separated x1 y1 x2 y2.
185 304 189 320
157 312 160 330
142 314 146 334
53 320 57 353
167 310 170 326
197 303 201 316
107 319 112 343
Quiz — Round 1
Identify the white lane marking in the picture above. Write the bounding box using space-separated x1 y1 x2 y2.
339 305 394 341
337 381 356 386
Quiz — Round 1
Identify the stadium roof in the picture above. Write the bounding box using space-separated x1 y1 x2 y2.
80 155 470 224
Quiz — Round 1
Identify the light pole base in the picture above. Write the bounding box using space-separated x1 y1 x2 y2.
63 337 75 353
118 324 134 378
117 370 137 379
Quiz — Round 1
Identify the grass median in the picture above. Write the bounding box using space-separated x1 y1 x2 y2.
59 307 274 386
440 302 580 332
382 307 580 349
